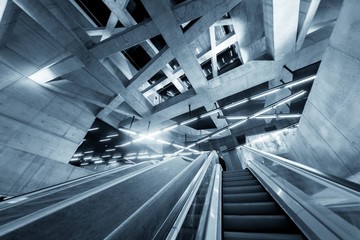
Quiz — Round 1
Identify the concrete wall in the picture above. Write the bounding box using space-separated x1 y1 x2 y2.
289 0 360 183
0 12 96 195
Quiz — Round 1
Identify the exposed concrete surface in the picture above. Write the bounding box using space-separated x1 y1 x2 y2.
289 0 360 183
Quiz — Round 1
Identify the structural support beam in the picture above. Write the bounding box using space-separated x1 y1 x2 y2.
263 0 300 59
296 0 321 50
90 19 159 59
13 0 152 117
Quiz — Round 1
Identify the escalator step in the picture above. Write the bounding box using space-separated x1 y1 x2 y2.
223 215 296 233
223 202 282 215
223 192 271 203
223 180 259 187
223 231 304 240
223 185 264 194
223 175 256 182
223 171 251 177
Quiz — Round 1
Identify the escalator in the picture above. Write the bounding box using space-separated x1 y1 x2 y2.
222 169 305 240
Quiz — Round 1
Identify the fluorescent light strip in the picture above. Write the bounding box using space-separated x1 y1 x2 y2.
162 125 178 132
107 134 119 138
157 139 171 145
223 116 248 120
255 115 277 119
108 160 117 163
73 153 83 157
186 143 196 149
251 89 280 100
83 156 92 160
278 114 301 118
116 142 131 147
212 128 228 137
285 75 316 88
102 155 111 158
119 128 138 135
250 108 273 119
223 99 249 110
80 163 89 166
92 157 100 161
112 155 122 159
197 137 210 144
88 127 99 131
99 138 111 142
173 143 185 149
94 160 103 164
84 150 93 154
106 149 116 152
126 153 137 156
70 158 79 161
180 117 198 125
200 110 219 118
228 119 248 130
273 91 306 108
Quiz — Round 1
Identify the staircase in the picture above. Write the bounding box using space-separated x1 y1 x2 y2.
222 169 305 240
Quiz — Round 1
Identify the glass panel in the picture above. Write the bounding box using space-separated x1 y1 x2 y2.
247 151 360 233
176 163 215 239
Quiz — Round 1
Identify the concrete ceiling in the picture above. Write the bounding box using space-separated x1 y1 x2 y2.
0 0 342 164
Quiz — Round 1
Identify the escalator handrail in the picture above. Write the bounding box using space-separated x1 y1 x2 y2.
242 145 360 197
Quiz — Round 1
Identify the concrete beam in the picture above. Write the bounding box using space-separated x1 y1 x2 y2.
263 0 300 59
13 0 152 117
89 19 159 59
296 0 321 50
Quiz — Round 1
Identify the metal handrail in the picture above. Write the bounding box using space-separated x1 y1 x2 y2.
242 145 360 197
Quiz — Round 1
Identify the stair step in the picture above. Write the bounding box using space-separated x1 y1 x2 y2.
223 192 271 203
223 231 304 240
223 202 282 215
223 215 296 233
223 175 256 182
223 170 251 177
223 185 264 194
223 180 259 187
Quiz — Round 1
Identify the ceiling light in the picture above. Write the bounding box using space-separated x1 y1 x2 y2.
162 125 178 132
251 89 280 100
222 116 248 120
94 160 103 164
126 153 136 156
186 143 196 149
273 91 306 108
285 76 316 88
197 137 210 144
278 114 301 118
157 139 171 145
116 142 131 147
80 163 89 166
84 150 94 154
73 153 83 157
250 108 273 119
107 134 119 138
70 157 79 161
92 157 100 161
106 148 116 152
84 156 92 160
255 115 277 119
102 155 111 158
228 119 248 129
180 117 198 125
200 110 220 118
99 138 111 142
119 128 138 135
112 155 122 159
108 160 117 164
88 127 99 131
223 99 249 110
212 128 228 137
172 143 185 149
